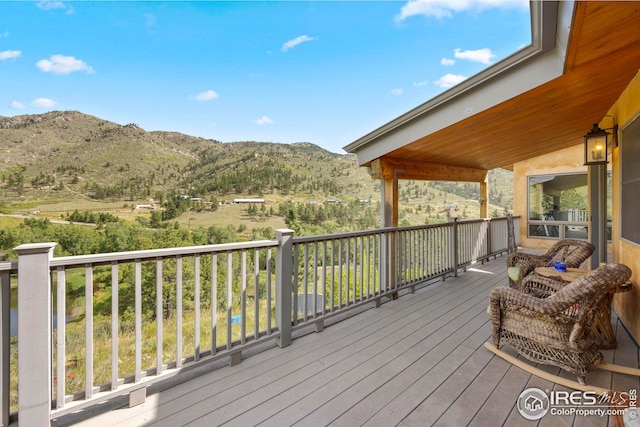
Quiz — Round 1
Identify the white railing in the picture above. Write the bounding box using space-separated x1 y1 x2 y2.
567 208 589 223
0 217 517 426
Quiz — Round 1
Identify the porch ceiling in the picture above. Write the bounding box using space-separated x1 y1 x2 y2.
347 1 640 174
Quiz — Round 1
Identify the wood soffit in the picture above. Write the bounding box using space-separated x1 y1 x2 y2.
371 2 640 177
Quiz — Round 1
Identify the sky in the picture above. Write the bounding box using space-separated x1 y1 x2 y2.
0 0 531 153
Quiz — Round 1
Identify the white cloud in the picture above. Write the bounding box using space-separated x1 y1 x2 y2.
31 98 57 108
434 73 467 88
396 0 528 21
281 35 316 52
11 101 24 110
413 81 429 87
454 48 496 64
390 88 403 95
440 57 455 66
37 0 73 14
1 31 9 38
194 90 219 101
256 116 274 125
0 50 21 60
36 54 94 74
145 13 156 27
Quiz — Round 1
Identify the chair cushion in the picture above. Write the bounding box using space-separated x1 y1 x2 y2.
507 266 520 282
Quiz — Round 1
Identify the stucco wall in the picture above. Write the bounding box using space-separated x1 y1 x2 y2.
607 70 640 342
512 144 586 250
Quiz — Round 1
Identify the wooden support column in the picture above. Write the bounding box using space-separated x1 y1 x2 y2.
382 177 399 228
480 175 489 218
381 175 400 298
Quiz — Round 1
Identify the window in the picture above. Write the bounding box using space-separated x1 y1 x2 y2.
621 114 640 245
527 173 589 239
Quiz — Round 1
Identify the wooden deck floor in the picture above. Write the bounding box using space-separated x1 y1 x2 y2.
60 257 640 427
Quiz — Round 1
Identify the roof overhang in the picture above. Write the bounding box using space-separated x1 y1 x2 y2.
344 1 640 179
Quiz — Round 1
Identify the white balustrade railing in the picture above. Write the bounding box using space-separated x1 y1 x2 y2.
0 218 517 426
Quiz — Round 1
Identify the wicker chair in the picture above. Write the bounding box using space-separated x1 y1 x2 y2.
489 263 632 384
506 239 595 289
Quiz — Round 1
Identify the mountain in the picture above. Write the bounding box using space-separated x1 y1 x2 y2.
0 111 512 223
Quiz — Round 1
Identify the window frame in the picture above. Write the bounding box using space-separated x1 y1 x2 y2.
526 172 589 240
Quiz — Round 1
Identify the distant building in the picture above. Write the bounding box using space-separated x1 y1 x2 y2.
190 197 209 203
233 198 265 204
134 204 156 210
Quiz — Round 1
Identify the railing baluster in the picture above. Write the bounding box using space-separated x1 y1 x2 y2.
293 246 299 325
365 236 370 298
85 264 93 398
240 250 247 345
330 240 335 312
226 252 232 350
359 236 364 300
409 229 412 283
56 267 66 408
338 239 343 309
266 249 272 334
375 235 379 294
156 258 163 375
176 256 183 368
194 254 201 360
303 243 309 321
111 262 118 390
321 241 327 316
134 260 142 381
419 229 424 279
254 250 260 340
346 238 351 306
211 253 217 355
312 242 318 318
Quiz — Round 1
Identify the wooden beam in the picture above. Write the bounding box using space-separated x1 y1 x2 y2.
371 157 488 182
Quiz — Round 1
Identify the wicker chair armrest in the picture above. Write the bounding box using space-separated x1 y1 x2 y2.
490 282 583 317
489 286 549 314
506 252 549 268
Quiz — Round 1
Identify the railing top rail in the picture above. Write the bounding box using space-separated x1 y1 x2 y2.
0 260 17 272
49 239 279 269
454 216 518 225
291 216 521 244
292 227 396 244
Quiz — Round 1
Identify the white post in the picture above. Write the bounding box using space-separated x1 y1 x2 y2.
275 229 294 348
1 267 10 427
15 242 56 426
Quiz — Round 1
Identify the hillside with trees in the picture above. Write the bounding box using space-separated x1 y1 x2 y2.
1 110 514 246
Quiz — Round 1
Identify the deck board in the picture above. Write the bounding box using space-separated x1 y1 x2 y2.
62 257 639 427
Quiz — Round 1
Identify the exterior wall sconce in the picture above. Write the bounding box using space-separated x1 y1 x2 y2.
584 119 618 166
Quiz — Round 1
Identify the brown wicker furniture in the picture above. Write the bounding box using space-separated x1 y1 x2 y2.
534 266 633 349
506 239 595 290
489 263 632 384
